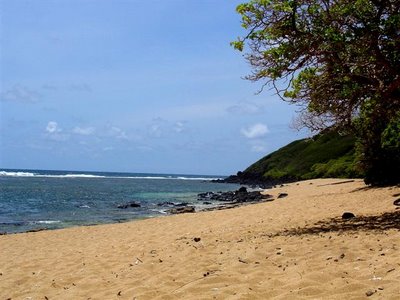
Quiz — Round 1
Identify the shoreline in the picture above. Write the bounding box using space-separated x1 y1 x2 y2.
1 178 399 299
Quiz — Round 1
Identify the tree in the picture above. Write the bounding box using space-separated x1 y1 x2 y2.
232 0 400 185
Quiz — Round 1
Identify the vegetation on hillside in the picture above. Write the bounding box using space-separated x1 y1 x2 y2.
241 130 362 182
233 0 400 185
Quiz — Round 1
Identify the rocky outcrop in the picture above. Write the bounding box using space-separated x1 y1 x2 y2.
198 187 273 203
117 201 141 209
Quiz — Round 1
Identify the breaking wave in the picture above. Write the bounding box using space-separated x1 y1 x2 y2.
0 171 222 181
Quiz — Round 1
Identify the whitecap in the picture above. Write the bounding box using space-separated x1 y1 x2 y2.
0 171 36 177
35 220 61 224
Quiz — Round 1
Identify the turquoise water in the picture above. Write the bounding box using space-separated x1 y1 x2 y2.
0 169 239 234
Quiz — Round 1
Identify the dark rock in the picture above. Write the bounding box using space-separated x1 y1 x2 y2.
117 201 141 209
203 202 212 205
193 237 201 242
342 212 356 219
277 193 288 199
198 188 272 204
26 228 48 233
167 206 195 214
393 199 400 206
238 186 248 193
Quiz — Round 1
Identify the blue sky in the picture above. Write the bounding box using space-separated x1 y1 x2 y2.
0 0 308 175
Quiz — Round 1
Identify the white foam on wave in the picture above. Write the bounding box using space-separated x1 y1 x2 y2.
176 176 222 181
0 171 36 177
0 171 105 178
0 170 222 181
150 209 168 214
78 205 91 208
52 174 105 178
34 220 61 224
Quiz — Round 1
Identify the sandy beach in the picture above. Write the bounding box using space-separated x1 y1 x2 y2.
1 178 399 299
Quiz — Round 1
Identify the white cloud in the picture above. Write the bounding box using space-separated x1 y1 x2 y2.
148 118 186 137
73 126 95 135
0 85 41 103
46 121 60 133
110 126 129 140
173 121 185 133
227 101 264 115
149 123 163 138
241 123 269 139
45 121 69 141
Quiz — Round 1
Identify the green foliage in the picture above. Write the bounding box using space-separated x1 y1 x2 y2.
233 0 400 185
382 112 400 149
243 130 362 181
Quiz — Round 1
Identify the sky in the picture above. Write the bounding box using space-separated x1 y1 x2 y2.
0 0 308 175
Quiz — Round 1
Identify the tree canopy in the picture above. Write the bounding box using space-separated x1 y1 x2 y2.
233 0 400 185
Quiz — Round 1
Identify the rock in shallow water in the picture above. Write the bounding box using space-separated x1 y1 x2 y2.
117 201 141 209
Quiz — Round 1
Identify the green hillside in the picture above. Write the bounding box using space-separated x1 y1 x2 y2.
242 130 362 182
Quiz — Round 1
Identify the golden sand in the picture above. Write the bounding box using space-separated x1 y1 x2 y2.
1 178 399 299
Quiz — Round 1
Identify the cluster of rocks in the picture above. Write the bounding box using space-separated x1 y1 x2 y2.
116 187 278 215
117 201 190 210
198 187 273 204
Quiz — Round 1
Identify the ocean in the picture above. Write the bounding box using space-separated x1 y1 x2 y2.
0 169 240 234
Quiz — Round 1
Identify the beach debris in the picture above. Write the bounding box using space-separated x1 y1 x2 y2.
134 257 143 265
238 257 249 264
167 206 195 214
277 193 288 199
366 289 376 297
340 253 345 259
26 228 48 233
387 268 395 273
117 201 141 209
342 212 356 219
117 291 122 296
393 199 400 206
193 237 201 242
